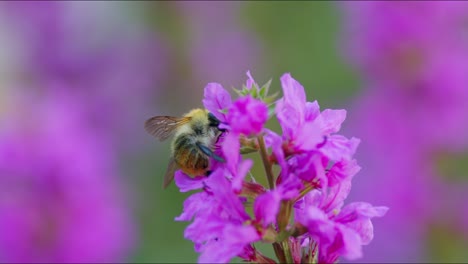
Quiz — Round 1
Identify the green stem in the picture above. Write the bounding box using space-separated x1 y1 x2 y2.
282 240 294 264
294 181 319 203
272 242 286 263
278 201 292 233
257 134 275 189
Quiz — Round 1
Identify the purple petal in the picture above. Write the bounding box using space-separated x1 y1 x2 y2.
232 159 253 192
238 244 256 261
294 190 324 225
227 95 268 135
184 214 223 244
296 205 329 230
334 225 363 260
280 73 306 107
336 203 388 245
322 178 352 212
222 132 240 174
316 109 347 134
254 190 281 227
305 101 321 122
327 159 361 187
347 218 375 246
295 122 324 151
264 129 287 175
276 73 308 140
207 169 250 222
175 192 211 221
320 135 360 161
275 99 299 141
174 171 206 192
202 82 232 123
245 70 257 90
338 203 389 222
222 224 260 246
198 224 259 263
277 175 302 199
288 152 326 183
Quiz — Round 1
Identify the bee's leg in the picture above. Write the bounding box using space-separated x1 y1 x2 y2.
214 131 225 144
196 142 225 162
205 170 213 176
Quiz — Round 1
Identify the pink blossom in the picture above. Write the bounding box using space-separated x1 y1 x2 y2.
202 83 232 123
226 95 268 135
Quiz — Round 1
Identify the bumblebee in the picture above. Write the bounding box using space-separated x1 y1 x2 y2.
144 109 225 188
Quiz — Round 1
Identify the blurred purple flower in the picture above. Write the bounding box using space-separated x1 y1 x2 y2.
341 1 468 149
340 1 468 262
0 93 134 262
175 1 263 87
2 1 168 152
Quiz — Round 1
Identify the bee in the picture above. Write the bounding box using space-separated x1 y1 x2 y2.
144 108 225 189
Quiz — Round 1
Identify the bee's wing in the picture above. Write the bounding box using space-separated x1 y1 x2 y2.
144 116 191 141
163 157 178 189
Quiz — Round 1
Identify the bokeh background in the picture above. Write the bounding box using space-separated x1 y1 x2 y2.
0 1 467 263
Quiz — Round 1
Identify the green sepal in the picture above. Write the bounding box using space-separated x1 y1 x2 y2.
264 91 280 104
259 78 272 98
267 104 276 119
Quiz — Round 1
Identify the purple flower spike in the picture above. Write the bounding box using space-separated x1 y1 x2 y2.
173 72 387 263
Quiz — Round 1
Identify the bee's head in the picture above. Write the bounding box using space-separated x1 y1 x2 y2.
207 112 219 126
207 112 226 132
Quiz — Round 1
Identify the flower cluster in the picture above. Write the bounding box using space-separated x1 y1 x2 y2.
174 72 387 263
